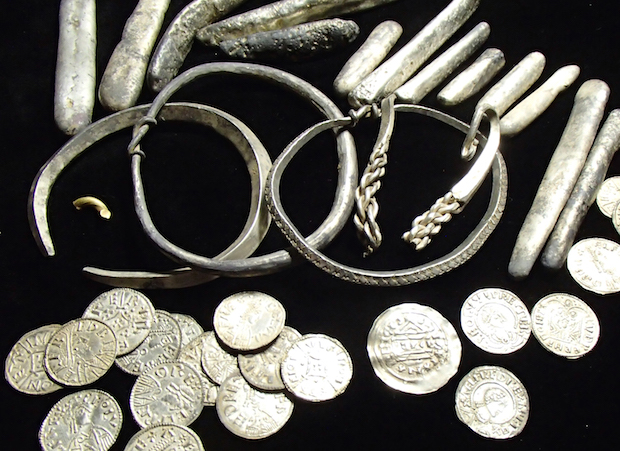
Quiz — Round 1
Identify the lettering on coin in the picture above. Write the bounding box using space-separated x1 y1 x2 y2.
567 237 620 295
124 424 204 451
200 330 238 385
178 332 220 405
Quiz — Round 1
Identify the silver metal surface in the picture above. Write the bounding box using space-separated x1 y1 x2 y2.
367 303 461 394
200 330 239 384
349 0 480 106
172 313 205 347
178 333 219 406
124 424 204 451
566 237 620 295
612 201 620 236
596 176 620 217
508 80 610 279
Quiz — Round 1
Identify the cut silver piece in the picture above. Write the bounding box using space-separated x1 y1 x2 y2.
333 20 403 97
200 330 239 384
348 0 480 107
196 0 399 46
531 293 600 359
395 22 490 104
124 424 204 451
367 303 461 394
542 109 620 269
437 48 505 106
596 176 620 217
566 237 620 295
54 0 96 135
455 366 529 439
98 0 171 111
171 313 205 347
476 51 546 117
508 80 610 279
500 65 581 137
178 333 219 406
219 18 359 60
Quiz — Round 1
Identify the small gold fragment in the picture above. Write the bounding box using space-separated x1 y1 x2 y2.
73 196 112 220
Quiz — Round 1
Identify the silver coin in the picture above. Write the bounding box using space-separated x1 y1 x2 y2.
178 333 220 405
116 310 182 375
130 361 204 428
239 326 302 391
5 324 63 395
39 389 122 451
531 293 600 358
455 365 529 439
612 200 620 237
596 176 620 217
124 424 204 451
213 291 286 351
171 313 205 348
216 373 294 439
45 318 117 386
567 237 620 294
83 288 155 356
281 333 353 402
367 303 462 394
200 330 238 385
460 288 531 354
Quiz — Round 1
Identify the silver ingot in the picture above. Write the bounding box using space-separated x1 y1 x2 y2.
508 79 610 279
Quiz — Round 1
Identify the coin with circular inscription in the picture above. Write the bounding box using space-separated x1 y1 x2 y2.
531 293 600 358
116 310 182 376
200 331 238 385
596 176 620 217
567 237 620 294
281 334 353 402
216 373 294 439
611 200 620 237
178 333 220 405
39 389 122 451
83 288 155 356
171 313 204 348
367 303 462 394
130 361 204 428
455 365 529 439
45 319 117 386
124 424 204 451
461 288 531 354
5 324 62 395
213 291 286 351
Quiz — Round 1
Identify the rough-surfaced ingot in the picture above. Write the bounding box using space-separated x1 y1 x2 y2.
542 109 620 270
395 22 490 104
508 80 610 279
500 65 580 137
196 0 399 46
437 48 505 106
54 0 96 135
349 0 480 107
219 18 360 61
98 0 171 111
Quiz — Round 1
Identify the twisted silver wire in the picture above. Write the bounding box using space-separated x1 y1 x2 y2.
402 192 461 250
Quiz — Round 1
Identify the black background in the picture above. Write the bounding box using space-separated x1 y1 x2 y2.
2 0 620 449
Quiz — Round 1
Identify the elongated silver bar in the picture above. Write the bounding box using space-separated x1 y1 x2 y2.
476 51 546 116
99 0 171 111
437 48 505 105
196 0 398 46
508 80 610 279
395 22 490 104
334 21 402 97
219 19 359 60
348 0 480 107
542 109 620 270
54 0 96 135
148 0 248 92
500 65 580 136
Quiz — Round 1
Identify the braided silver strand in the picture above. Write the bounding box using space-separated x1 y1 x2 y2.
402 192 461 250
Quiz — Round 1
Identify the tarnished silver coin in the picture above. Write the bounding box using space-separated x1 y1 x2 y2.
455 365 529 439
216 373 294 439
116 310 182 375
567 237 620 294
200 330 238 385
461 288 531 354
281 334 353 402
130 361 204 428
124 424 204 451
239 326 302 391
83 288 155 356
39 389 122 451
611 200 620 237
171 313 204 348
178 333 220 405
213 291 286 351
5 324 62 395
596 176 620 217
367 303 462 394
45 319 117 386
531 293 600 358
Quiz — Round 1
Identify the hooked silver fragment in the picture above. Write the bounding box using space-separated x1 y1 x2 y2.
541 109 620 270
348 0 480 107
395 22 490 104
54 0 96 135
218 19 360 61
437 48 505 106
500 65 581 136
508 80 610 279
